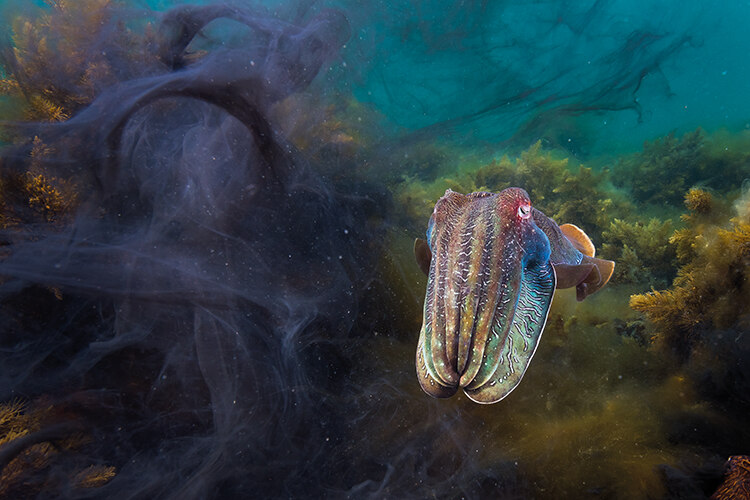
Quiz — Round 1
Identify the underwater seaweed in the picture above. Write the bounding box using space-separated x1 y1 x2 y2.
699 129 750 196
548 164 617 241
0 0 157 123
396 142 622 242
617 129 704 206
0 137 78 228
0 0 748 498
353 0 699 149
670 188 733 264
478 142 570 207
0 0 153 230
0 4 393 498
615 129 750 209
601 217 676 288
0 398 116 497
348 282 734 499
630 188 750 358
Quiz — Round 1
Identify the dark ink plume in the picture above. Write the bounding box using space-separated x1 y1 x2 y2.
0 4 385 497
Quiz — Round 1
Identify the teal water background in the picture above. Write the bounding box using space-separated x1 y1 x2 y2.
341 0 750 154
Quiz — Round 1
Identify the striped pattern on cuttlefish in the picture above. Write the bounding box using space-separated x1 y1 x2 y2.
414 188 614 403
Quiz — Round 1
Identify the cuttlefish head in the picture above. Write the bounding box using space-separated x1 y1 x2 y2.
530 208 615 301
413 188 614 403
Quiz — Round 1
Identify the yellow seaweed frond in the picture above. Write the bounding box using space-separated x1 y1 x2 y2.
25 94 70 122
1 0 153 122
0 398 116 496
711 455 750 500
74 465 117 488
0 78 21 94
0 399 27 433
684 187 713 214
629 289 684 327
629 189 750 357
670 227 698 264
0 399 51 496
0 136 79 225
718 222 750 258
23 171 77 222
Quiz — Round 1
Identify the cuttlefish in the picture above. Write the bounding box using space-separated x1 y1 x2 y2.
414 188 614 403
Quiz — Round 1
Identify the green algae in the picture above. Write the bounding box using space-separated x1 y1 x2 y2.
618 129 705 206
395 141 625 243
601 218 677 288
614 128 750 209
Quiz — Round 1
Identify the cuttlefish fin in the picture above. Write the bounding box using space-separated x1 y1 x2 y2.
575 255 615 301
560 223 595 257
552 256 615 301
414 238 432 276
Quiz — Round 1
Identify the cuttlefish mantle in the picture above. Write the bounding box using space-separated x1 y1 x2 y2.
413 188 614 404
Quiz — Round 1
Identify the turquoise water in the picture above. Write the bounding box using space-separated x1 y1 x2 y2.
0 1 748 498
343 0 750 154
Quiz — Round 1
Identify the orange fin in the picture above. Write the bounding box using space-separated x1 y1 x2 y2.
560 223 596 257
414 238 432 276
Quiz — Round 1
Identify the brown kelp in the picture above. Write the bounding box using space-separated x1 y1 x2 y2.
630 188 750 358
0 398 115 497
0 0 157 123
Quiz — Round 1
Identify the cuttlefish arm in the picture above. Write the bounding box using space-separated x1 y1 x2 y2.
531 208 614 301
414 188 556 403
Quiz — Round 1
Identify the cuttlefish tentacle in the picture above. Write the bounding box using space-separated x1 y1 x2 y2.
414 188 615 403
532 208 614 300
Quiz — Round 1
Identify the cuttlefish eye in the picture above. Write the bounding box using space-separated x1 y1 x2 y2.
517 203 532 219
